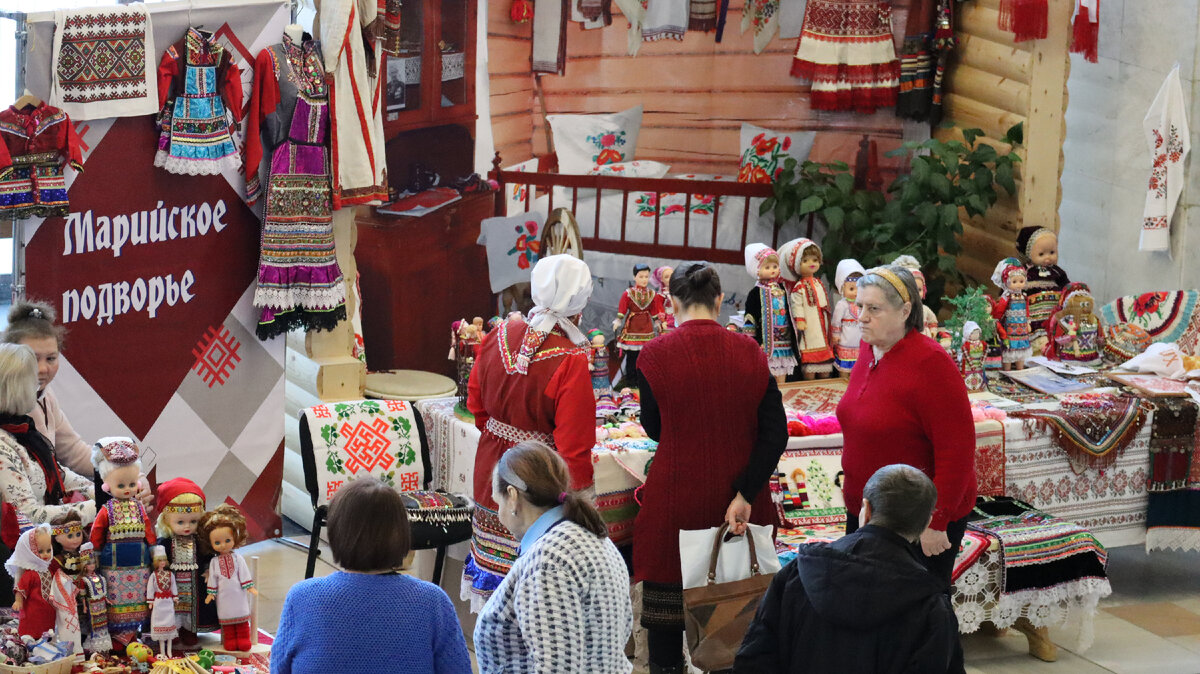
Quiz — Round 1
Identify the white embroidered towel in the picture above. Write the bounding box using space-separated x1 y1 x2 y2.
50 3 159 120
1140 65 1190 253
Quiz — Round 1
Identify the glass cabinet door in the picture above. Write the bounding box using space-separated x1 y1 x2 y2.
440 0 468 108
384 0 424 119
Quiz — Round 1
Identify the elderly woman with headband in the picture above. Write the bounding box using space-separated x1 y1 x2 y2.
475 441 632 673
464 255 597 611
836 264 976 671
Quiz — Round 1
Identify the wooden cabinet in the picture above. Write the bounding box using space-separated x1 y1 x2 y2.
381 0 477 135
355 192 495 375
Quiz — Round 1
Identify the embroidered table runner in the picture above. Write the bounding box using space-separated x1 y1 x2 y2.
50 3 158 119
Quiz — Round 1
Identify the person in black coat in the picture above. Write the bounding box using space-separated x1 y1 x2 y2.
735 464 958 674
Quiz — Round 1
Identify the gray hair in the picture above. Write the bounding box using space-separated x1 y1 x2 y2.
862 464 938 540
0 344 38 416
856 265 924 333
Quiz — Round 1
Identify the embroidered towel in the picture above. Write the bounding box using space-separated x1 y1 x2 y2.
612 0 647 55
301 400 426 506
1141 65 1190 253
477 213 544 293
532 0 569 73
50 3 158 120
643 0 690 41
742 0 781 54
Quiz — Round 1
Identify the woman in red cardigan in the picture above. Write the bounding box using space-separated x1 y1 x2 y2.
633 263 788 674
836 264 976 582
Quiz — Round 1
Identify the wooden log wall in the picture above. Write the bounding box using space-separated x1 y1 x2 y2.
489 0 915 176
938 0 1073 284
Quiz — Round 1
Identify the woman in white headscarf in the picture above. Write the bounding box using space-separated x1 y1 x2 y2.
463 255 597 611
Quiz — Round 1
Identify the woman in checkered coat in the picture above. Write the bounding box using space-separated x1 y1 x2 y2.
474 441 633 674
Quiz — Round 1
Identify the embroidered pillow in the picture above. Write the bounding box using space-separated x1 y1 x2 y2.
587 160 671 179
547 105 644 174
737 123 817 184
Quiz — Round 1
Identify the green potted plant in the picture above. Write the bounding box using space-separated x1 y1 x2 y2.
763 123 1024 311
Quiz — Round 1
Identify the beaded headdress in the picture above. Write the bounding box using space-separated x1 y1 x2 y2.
49 520 82 538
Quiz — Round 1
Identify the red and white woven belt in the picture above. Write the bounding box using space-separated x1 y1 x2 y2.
485 418 555 446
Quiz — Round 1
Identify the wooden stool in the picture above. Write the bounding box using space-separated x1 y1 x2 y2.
364 369 457 401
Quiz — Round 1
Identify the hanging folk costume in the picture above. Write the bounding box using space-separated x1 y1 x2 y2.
0 104 83 219
1141 65 1190 253
990 258 1032 370
154 28 244 175
780 237 835 378
1016 225 1069 347
742 244 799 380
321 0 388 207
245 33 346 339
1044 282 1104 365
791 0 900 113
896 0 958 123
464 256 597 611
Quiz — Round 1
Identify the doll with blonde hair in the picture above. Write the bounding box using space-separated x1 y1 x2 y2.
199 504 258 652
147 545 178 656
155 477 211 644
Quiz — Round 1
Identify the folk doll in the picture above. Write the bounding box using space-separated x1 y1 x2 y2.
960 321 988 392
612 264 665 382
651 266 676 332
893 255 939 339
1016 225 1070 352
1044 283 1104 365
743 243 799 382
155 477 211 645
450 319 481 399
88 437 156 647
147 546 178 657
6 525 56 639
831 259 865 375
780 238 835 379
587 329 613 397
200 504 258 653
990 258 1032 371
49 511 85 576
76 544 112 654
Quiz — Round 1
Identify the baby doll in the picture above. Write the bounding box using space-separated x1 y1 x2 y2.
49 511 85 576
586 329 613 403
830 259 865 375
990 258 1032 371
199 504 258 653
75 544 112 654
88 437 156 647
146 546 178 657
1016 225 1070 352
651 266 675 332
742 243 799 382
1044 283 1104 365
959 321 988 392
612 264 665 383
892 255 939 339
780 238 834 379
6 525 57 639
155 477 211 646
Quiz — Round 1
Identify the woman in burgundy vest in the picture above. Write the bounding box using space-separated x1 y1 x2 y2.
633 263 788 674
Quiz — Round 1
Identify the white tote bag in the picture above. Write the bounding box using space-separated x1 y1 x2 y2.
679 523 782 590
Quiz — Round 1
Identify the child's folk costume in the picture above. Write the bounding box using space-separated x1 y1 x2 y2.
154 28 244 175
0 103 84 219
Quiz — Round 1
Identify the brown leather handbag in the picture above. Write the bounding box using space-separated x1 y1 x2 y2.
682 523 776 671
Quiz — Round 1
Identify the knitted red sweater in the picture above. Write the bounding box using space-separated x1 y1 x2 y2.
837 329 977 530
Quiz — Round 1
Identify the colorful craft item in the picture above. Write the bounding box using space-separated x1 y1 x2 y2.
1010 393 1148 472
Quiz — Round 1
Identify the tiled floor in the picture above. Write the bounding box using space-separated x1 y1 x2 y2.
246 534 1200 673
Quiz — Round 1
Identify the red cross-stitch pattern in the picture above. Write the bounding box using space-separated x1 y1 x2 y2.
311 405 331 419
190 325 242 387
384 399 408 412
326 480 343 500
400 471 419 491
340 417 394 474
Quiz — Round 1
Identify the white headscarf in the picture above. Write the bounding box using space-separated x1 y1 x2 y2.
962 320 982 341
516 255 594 374
777 238 819 281
6 525 50 579
835 259 866 290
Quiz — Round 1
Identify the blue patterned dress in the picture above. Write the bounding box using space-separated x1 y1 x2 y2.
154 28 243 175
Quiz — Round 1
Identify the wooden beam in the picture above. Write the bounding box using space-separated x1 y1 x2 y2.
1019 0 1074 233
943 93 1027 141
945 63 1030 116
956 33 1032 84
958 3 1035 52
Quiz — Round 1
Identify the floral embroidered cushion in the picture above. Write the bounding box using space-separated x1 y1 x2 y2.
736 122 816 184
587 160 671 178
547 104 644 174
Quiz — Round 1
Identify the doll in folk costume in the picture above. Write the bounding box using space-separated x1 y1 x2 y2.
780 238 835 379
6 525 58 639
960 321 988 392
1044 282 1104 365
990 258 1032 371
88 437 156 647
449 319 481 399
612 264 665 384
49 511 85 577
586 329 619 419
199 504 257 653
147 546 178 657
1016 225 1070 353
892 255 940 339
830 259 865 375
75 544 112 654
651 266 676 332
743 244 799 383
155 478 212 646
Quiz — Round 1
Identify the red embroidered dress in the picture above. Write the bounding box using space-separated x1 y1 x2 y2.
791 0 900 112
616 286 665 351
0 104 84 218
15 569 56 638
